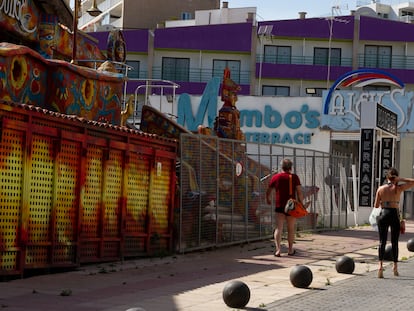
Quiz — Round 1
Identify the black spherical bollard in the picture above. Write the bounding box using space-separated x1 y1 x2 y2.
407 238 414 252
335 256 355 274
289 265 313 288
384 244 393 261
222 280 250 308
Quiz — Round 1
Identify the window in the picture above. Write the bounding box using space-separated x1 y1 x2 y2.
181 12 192 20
262 85 290 96
401 10 414 16
126 60 140 79
363 85 391 92
162 57 190 81
263 45 291 64
306 87 325 97
213 60 241 84
314 48 341 66
364 45 391 68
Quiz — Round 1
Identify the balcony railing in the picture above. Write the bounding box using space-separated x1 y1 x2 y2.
358 54 414 69
151 67 251 85
78 0 122 29
256 54 353 67
129 54 414 86
257 53 414 70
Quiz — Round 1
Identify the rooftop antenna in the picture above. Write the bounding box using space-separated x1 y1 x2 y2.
326 2 349 89
257 25 273 95
331 0 349 16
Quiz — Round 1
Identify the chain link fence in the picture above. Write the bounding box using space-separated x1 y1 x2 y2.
176 134 353 253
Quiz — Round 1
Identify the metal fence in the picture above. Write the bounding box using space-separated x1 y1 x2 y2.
177 134 353 253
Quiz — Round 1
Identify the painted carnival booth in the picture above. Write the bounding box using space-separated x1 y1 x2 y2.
0 0 177 276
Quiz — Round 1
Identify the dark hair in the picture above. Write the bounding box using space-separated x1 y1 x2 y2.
281 158 293 172
386 167 399 180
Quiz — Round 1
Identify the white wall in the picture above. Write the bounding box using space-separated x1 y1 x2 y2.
149 94 331 153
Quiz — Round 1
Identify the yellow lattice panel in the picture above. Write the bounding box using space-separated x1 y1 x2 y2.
126 155 150 233
53 140 81 263
26 134 54 265
150 158 173 233
0 128 24 271
103 149 123 236
124 154 150 256
80 145 103 261
82 146 103 236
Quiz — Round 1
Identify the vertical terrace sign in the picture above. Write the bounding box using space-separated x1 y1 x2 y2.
359 129 375 207
380 138 394 185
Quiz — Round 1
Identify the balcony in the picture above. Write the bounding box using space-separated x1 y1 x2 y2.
79 0 122 30
126 52 414 95
125 67 251 95
255 53 414 83
257 53 414 70
150 67 251 85
256 54 353 67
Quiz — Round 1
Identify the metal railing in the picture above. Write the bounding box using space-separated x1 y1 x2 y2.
148 53 414 88
256 54 353 67
177 134 353 253
256 53 414 71
127 79 180 128
151 67 251 85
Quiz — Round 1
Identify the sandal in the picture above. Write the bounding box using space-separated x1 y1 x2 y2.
288 250 296 256
274 252 281 257
393 268 399 276
378 268 384 278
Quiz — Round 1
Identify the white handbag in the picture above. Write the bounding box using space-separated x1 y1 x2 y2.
369 208 382 231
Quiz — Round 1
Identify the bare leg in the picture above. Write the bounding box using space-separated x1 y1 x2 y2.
286 216 296 254
274 213 285 256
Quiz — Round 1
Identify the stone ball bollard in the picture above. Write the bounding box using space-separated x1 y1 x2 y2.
222 280 250 308
384 244 393 261
407 238 414 252
289 265 313 288
335 255 355 274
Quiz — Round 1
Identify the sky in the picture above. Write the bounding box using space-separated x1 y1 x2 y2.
69 1 404 21
226 0 399 21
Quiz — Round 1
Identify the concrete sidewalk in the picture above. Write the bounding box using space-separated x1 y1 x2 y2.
0 222 413 311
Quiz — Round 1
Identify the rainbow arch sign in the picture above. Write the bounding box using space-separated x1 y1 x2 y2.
323 69 404 115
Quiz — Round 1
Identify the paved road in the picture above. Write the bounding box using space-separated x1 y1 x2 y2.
266 256 414 311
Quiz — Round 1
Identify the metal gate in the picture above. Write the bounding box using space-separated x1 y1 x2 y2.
177 134 353 252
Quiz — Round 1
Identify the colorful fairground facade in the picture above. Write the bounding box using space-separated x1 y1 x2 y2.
0 0 179 276
0 0 273 276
